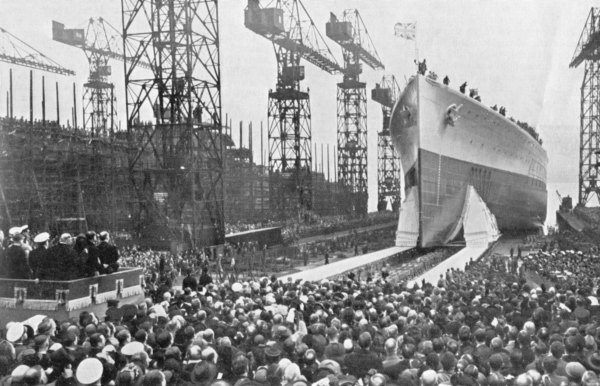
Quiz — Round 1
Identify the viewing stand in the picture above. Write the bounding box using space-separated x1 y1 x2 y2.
0 267 144 326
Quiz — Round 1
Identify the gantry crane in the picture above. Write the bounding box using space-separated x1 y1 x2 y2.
326 10 384 216
245 0 344 218
53 18 150 136
571 8 600 207
0 26 74 76
372 75 401 213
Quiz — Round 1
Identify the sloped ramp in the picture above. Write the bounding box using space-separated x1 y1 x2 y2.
396 186 419 247
407 186 499 285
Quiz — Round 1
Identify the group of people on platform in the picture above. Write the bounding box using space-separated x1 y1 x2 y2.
0 225 120 281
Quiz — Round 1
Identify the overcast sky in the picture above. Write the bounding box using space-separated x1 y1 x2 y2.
0 0 593 222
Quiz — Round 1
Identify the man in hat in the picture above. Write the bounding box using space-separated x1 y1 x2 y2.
0 230 4 268
344 332 382 380
29 232 50 279
42 233 79 280
182 268 198 292
98 231 120 273
86 231 103 274
199 266 213 287
5 233 31 279
76 358 104 386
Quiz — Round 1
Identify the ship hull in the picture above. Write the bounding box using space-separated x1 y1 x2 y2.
391 75 547 247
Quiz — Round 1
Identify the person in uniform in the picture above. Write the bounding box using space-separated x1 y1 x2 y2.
42 233 79 280
0 230 5 272
97 231 120 273
74 234 101 277
182 268 198 291
86 231 103 274
29 232 50 279
5 233 31 279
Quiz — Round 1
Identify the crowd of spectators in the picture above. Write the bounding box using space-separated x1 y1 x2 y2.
523 249 600 295
1 226 600 386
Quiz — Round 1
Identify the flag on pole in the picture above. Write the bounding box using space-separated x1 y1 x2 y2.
394 22 416 40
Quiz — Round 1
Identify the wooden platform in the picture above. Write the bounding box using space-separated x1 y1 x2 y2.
0 268 144 326
279 246 411 282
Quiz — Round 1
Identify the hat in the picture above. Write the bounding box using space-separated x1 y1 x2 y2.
421 369 438 386
11 365 30 381
254 367 269 385
17 348 36 362
59 233 72 245
232 283 243 293
6 322 24 343
76 358 103 385
33 232 50 243
318 359 341 376
588 352 600 372
334 375 355 386
8 225 27 237
49 348 74 367
565 362 586 381
265 346 281 358
191 361 218 384
121 341 145 356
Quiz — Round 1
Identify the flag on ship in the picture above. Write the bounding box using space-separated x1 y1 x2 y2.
394 22 416 40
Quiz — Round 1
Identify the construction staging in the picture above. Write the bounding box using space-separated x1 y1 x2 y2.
0 0 402 249
2 2 596 255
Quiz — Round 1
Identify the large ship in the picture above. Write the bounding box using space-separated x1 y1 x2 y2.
390 75 547 247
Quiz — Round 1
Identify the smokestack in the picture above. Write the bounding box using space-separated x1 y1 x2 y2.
56 81 60 125
42 76 46 126
29 70 33 124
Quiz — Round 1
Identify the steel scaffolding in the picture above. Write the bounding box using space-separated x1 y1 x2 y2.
571 8 600 206
326 10 384 215
122 0 224 246
372 75 401 212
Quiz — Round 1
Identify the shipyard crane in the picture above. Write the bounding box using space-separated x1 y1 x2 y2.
0 26 75 122
245 0 344 217
0 26 74 76
52 18 150 136
372 75 401 213
570 8 600 206
326 10 384 216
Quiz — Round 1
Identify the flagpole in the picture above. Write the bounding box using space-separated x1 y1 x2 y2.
414 22 419 63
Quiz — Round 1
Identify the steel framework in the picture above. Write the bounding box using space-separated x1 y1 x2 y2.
245 0 342 218
326 10 384 215
372 75 401 212
53 19 152 137
571 8 600 206
81 19 118 136
267 49 312 216
122 0 224 246
0 26 75 76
